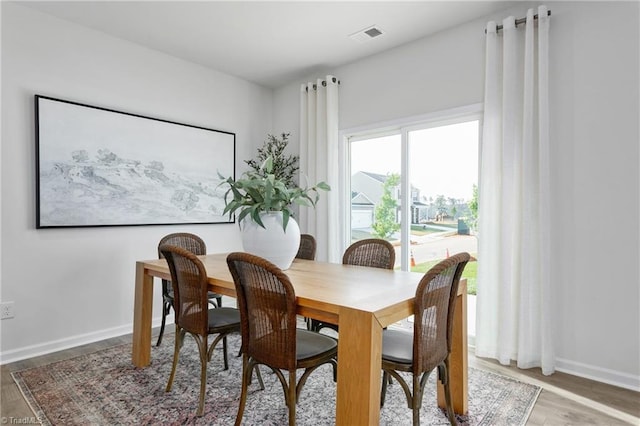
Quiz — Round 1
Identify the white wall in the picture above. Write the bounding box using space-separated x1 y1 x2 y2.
274 1 640 390
0 3 272 361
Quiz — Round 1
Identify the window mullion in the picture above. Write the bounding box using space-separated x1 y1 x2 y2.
400 128 410 271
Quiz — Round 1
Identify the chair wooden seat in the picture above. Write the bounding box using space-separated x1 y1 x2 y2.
203 307 241 330
381 328 414 364
295 329 337 360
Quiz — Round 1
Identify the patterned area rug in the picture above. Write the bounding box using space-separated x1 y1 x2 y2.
12 333 540 425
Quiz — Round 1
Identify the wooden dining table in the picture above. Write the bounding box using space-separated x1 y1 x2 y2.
132 253 468 425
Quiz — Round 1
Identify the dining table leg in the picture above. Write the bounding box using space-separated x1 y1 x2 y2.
335 307 383 425
132 261 153 367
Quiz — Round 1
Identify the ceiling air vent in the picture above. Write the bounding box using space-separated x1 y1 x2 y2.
349 25 385 43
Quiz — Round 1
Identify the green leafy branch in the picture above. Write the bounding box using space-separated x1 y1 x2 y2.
219 156 330 231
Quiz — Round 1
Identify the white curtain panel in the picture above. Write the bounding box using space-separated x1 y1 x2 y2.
476 6 554 375
299 76 340 262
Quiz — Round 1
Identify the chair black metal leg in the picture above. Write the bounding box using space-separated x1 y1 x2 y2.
156 301 170 347
207 295 223 308
222 335 229 370
381 371 390 407
252 364 265 390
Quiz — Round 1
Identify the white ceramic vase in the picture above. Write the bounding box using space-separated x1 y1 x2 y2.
240 212 301 270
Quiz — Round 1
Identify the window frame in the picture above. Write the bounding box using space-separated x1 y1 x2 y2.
339 103 483 270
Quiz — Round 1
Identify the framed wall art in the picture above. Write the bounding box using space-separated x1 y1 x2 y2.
35 95 235 228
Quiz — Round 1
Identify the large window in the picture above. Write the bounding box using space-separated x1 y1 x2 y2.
344 109 480 293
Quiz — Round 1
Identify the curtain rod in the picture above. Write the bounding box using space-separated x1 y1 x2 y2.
485 9 551 34
305 77 341 92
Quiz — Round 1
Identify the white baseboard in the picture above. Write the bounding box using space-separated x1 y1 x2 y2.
0 318 168 365
469 339 639 392
556 357 640 392
0 301 237 365
470 336 639 392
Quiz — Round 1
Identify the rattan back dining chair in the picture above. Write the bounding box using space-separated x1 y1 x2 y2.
342 238 396 269
380 252 470 426
310 238 396 333
295 234 317 260
295 234 317 330
160 244 242 417
156 232 223 346
227 252 338 426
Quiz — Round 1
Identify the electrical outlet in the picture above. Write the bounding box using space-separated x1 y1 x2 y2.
1 302 15 319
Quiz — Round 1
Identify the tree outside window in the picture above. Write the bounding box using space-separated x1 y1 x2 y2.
371 173 401 240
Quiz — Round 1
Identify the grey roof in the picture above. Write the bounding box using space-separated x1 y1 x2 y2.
358 171 388 183
351 192 374 205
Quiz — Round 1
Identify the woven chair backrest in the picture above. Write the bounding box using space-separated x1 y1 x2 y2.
295 234 317 260
342 238 395 269
158 233 206 259
160 244 210 336
413 252 469 374
227 252 298 371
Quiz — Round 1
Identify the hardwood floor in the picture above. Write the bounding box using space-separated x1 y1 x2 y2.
2 331 638 425
469 356 639 425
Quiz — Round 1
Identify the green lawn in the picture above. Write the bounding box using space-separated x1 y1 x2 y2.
410 258 477 295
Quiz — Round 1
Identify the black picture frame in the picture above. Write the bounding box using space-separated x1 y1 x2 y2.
35 95 235 228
